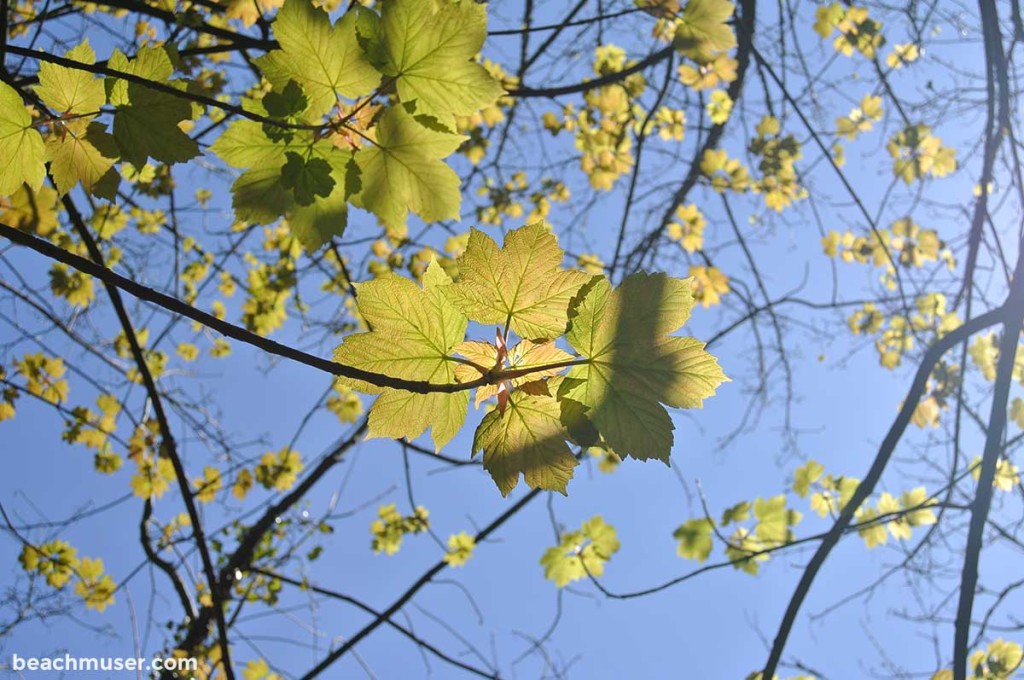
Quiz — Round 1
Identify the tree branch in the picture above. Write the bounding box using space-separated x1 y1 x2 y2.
298 488 543 679
759 305 1007 679
60 196 235 680
0 222 506 395
509 45 672 98
255 568 500 679
620 0 756 274
171 420 367 668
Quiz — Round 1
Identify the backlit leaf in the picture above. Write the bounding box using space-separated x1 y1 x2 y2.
36 40 106 115
472 391 578 496
0 82 46 196
107 47 198 165
674 517 714 562
380 0 505 129
540 516 620 587
451 222 592 341
352 105 464 231
334 261 468 450
46 121 119 195
559 273 728 463
673 0 737 62
255 1 381 119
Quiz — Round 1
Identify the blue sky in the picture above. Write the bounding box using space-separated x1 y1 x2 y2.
1 1 1019 679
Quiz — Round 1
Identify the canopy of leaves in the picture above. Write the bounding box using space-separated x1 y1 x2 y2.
4 0 1016 677
334 222 726 494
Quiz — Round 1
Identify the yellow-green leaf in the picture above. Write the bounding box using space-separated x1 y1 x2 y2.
74 557 116 612
334 261 468 450
36 40 106 115
673 0 737 62
352 106 464 231
752 495 801 546
381 0 505 129
224 131 352 251
1011 397 1024 429
674 517 714 562
255 448 304 491
451 222 592 341
472 391 578 497
443 532 476 567
46 121 119 195
211 119 299 169
540 516 620 587
792 460 824 497
559 273 728 463
0 82 46 196
255 1 381 118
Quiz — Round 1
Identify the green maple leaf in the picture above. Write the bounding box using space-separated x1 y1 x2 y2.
286 181 352 252
557 385 600 448
214 121 351 251
0 82 46 197
280 152 335 206
451 222 592 341
792 460 824 498
106 46 173 105
46 121 119 196
255 0 381 119
540 516 620 587
352 105 463 231
261 79 310 142
674 0 737 62
720 500 751 526
230 163 294 225
112 86 198 166
211 118 300 169
472 391 578 497
752 495 801 546
36 40 106 115
380 0 505 129
334 260 468 450
107 47 198 165
559 273 728 463
674 517 714 562
231 154 352 251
